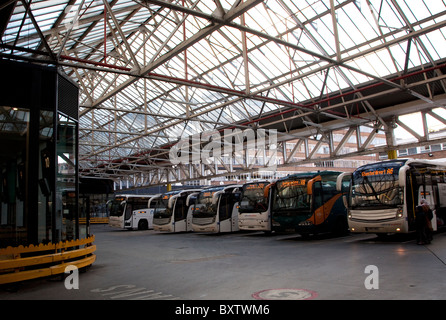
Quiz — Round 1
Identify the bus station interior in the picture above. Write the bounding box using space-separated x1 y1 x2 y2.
1 0 446 300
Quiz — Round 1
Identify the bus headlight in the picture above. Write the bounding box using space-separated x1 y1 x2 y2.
298 220 313 226
396 207 403 218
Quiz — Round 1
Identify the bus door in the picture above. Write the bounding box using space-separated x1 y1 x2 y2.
124 201 134 227
218 193 231 232
307 176 324 225
418 185 437 231
174 196 186 231
231 192 241 231
218 192 240 232
312 181 325 225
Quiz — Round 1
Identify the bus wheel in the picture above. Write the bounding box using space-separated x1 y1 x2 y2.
138 220 149 230
300 232 311 239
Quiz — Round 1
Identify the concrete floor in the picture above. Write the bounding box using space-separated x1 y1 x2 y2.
1 224 446 300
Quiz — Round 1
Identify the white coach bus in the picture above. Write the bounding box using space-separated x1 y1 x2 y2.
108 194 158 230
336 159 446 235
152 189 202 232
191 185 242 233
238 181 273 232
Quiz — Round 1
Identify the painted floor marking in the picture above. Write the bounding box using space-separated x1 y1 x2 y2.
252 288 318 300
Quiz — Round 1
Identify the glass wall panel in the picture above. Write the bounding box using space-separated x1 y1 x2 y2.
0 61 80 248
38 110 54 244
56 113 79 242
0 106 29 247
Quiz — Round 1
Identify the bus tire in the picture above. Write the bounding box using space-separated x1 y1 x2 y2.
300 232 311 239
138 219 149 230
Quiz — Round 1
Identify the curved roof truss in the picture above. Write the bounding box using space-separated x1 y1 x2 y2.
1 0 446 185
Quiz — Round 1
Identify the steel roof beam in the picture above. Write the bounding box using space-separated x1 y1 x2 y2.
84 0 264 112
79 65 446 162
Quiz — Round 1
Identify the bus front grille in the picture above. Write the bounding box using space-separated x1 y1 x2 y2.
153 217 171 225
350 211 396 221
192 217 215 225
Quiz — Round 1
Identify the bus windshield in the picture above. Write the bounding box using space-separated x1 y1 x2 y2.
109 197 126 217
154 196 171 218
239 182 268 213
153 191 181 218
273 178 310 211
194 190 219 218
351 162 404 210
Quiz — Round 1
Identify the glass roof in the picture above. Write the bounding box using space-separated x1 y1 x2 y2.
1 0 446 181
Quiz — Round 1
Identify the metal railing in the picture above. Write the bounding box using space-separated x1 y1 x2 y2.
79 217 109 224
0 236 96 284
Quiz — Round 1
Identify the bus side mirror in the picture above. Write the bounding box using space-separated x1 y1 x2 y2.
186 193 199 206
212 191 222 205
336 172 352 192
342 195 348 209
307 175 322 195
264 183 274 199
147 194 158 208
168 196 177 209
399 165 408 188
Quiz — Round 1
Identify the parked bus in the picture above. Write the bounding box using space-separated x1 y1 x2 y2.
271 171 348 236
108 194 158 230
238 181 273 232
152 189 202 232
336 159 446 235
191 185 242 233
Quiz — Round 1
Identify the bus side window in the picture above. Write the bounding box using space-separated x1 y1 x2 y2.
322 183 336 203
313 181 323 211
135 201 147 211
124 202 133 220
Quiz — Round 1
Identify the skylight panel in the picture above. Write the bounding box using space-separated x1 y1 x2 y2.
417 31 446 61
399 0 443 24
